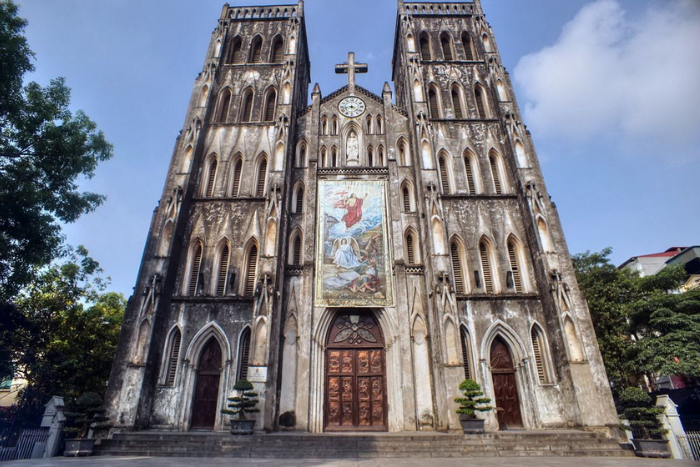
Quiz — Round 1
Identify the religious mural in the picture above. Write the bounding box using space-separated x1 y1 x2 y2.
315 179 393 307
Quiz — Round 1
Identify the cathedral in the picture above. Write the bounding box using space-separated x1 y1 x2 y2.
105 0 620 434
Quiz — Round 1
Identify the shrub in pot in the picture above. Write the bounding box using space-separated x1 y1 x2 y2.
63 392 109 456
221 379 260 435
618 387 670 458
454 379 493 433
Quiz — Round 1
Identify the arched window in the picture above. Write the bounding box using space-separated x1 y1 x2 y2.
531 324 552 383
296 142 307 168
270 35 284 63
227 36 243 64
294 184 304 213
419 32 431 60
188 242 203 296
376 115 384 134
255 157 268 196
398 138 410 166
428 85 441 119
244 244 258 296
249 35 263 63
164 328 181 386
331 115 338 135
320 147 327 167
216 242 230 296
366 115 373 134
204 156 218 198
237 328 251 380
507 237 524 292
378 146 385 166
463 149 477 195
451 85 464 119
263 88 277 121
402 185 411 212
482 33 492 53
450 240 466 294
291 233 302 266
461 32 475 60
331 147 337 167
474 84 488 119
321 116 328 135
216 89 232 123
489 150 503 195
438 153 450 194
406 231 417 265
440 33 454 60
367 146 374 167
240 89 254 122
230 157 242 197
479 239 494 293
460 326 473 380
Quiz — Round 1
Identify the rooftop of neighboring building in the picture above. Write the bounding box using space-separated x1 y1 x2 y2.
619 246 687 277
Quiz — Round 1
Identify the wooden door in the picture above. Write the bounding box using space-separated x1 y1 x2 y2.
325 313 386 431
490 337 523 429
191 338 222 429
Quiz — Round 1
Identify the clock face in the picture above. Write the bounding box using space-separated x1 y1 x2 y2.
338 97 366 118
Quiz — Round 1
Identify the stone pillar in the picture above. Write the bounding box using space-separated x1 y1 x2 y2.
40 396 65 458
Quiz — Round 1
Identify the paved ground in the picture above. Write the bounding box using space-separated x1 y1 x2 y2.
2 457 698 467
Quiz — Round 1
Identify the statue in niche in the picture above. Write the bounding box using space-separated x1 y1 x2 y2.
346 130 359 166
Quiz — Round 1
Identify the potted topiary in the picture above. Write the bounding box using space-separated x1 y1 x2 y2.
221 379 260 435
454 379 493 433
618 387 670 458
63 392 110 456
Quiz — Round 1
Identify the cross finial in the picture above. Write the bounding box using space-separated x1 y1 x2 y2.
335 52 368 93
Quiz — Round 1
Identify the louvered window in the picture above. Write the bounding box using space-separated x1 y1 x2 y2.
238 328 251 381
264 90 276 121
420 36 431 60
406 234 415 265
241 92 254 122
250 37 263 63
532 327 547 383
507 240 523 292
217 90 231 123
441 35 453 60
460 326 472 380
244 245 258 296
451 242 465 294
403 186 411 212
462 33 475 60
295 187 304 213
464 155 476 195
205 159 217 198
479 241 494 293
228 38 243 64
490 156 502 195
438 156 450 194
475 86 487 119
256 159 267 196
452 88 463 119
216 244 230 296
292 235 302 266
271 37 284 63
165 330 181 386
188 243 203 296
231 159 242 197
428 88 439 119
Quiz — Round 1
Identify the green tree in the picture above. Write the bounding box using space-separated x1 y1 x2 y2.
0 0 113 299
0 247 125 420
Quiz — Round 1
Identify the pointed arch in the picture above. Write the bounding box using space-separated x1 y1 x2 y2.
367 145 374 167
289 228 303 266
295 140 307 168
185 321 232 364
243 240 259 296
488 149 505 195
263 87 277 121
413 79 424 101
215 88 232 123
478 236 497 294
531 323 554 384
270 35 284 63
419 32 432 60
480 320 528 366
331 146 338 167
229 154 243 197
226 35 243 64
401 180 415 212
450 84 465 119
506 235 525 293
460 325 474 380
444 317 460 364
163 326 182 386
159 220 174 257
376 115 384 134
282 81 291 105
378 145 385 166
185 239 203 296
133 319 151 365
255 154 268 197
537 216 554 252
406 33 416 52
292 182 304 214
482 32 492 53
320 146 328 167
496 79 508 101
461 31 476 60
331 115 338 136
405 227 419 265
437 150 452 194
515 140 527 168
366 114 373 134
240 88 254 122
474 83 489 119
202 155 218 198
440 32 454 60
431 218 446 255
249 35 263 63
214 239 231 296
427 83 442 119
463 148 478 195
563 315 584 362
321 116 328 135
450 237 468 294
264 219 277 257
252 317 268 365
421 139 433 169
199 84 209 108
181 146 194 173
398 137 411 166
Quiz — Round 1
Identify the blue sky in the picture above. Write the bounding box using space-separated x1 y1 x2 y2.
15 0 700 297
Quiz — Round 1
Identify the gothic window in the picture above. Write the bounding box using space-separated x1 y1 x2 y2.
366 115 373 134
482 33 492 53
203 156 218 198
255 157 268 196
563 317 584 361
461 32 476 60
216 242 230 296
270 35 284 63
451 84 464 119
216 89 231 123
402 184 411 212
182 146 194 173
290 232 302 266
263 88 277 121
450 240 466 294
244 243 258 296
419 32 431 60
405 230 417 265
537 217 554 252
164 328 181 386
463 149 477 195
293 184 304 213
331 115 338 135
187 241 203 296
320 147 327 167
237 327 251 380
507 236 524 292
240 89 254 122
331 147 338 167
440 32 454 60
321 116 328 135
296 142 307 168
367 146 374 167
398 138 410 166
460 326 473 380
376 115 384 134
478 238 495 293
378 146 385 166
227 36 243 64
428 84 441 119
496 79 508 101
474 84 488 119
230 156 242 197
438 152 451 194
159 220 174 257
531 324 552 383
489 150 504 195
249 35 263 63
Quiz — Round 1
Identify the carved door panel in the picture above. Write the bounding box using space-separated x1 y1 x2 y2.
490 337 523 429
325 313 386 431
191 338 222 429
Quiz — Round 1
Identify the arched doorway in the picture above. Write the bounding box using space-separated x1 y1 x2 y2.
191 337 222 429
490 336 523 429
325 311 386 431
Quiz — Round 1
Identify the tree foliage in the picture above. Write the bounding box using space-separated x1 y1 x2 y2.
0 0 113 299
221 379 260 420
618 387 667 439
454 379 493 418
0 247 125 421
573 248 700 393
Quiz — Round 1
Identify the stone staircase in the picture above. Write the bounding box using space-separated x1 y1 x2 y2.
93 430 634 458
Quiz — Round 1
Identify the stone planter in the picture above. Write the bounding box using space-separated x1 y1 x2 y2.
459 416 485 434
631 439 671 458
229 419 255 435
64 438 96 456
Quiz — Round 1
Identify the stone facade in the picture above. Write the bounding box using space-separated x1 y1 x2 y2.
105 0 620 434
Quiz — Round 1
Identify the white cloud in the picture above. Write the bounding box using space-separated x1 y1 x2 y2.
514 0 700 161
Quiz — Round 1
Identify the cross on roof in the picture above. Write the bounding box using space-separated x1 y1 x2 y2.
335 52 368 92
